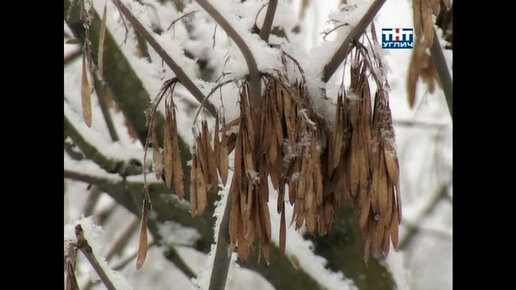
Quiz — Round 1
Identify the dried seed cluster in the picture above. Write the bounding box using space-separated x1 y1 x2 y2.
145 45 401 265
407 0 451 106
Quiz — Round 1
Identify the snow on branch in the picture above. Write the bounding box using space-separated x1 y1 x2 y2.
64 102 143 177
64 217 133 290
322 0 387 83
111 0 217 117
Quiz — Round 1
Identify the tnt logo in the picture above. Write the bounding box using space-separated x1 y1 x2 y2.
381 28 413 49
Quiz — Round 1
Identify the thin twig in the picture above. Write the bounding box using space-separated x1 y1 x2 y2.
75 224 117 290
193 78 237 123
322 22 350 41
105 217 140 261
393 119 451 130
402 222 452 240
111 0 217 116
194 0 262 108
322 0 387 83
83 186 101 217
430 28 452 120
113 240 156 271
260 0 278 42
64 49 82 66
167 11 196 31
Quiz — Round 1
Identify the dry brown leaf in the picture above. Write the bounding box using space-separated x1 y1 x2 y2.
422 0 434 47
214 115 220 172
81 55 92 127
280 209 286 256
261 185 272 240
151 122 163 180
136 199 150 269
432 0 440 16
413 0 422 39
219 117 229 185
229 179 240 250
384 145 400 188
190 154 198 214
390 210 399 249
359 195 371 230
164 106 174 189
196 162 207 214
205 122 219 192
378 153 389 217
98 3 107 78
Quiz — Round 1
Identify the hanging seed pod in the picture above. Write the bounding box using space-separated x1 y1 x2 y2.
81 54 92 127
151 120 164 180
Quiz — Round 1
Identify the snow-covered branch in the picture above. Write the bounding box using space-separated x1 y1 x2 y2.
194 0 261 108
260 0 278 42
322 0 387 83
64 112 142 176
75 224 118 290
111 0 217 117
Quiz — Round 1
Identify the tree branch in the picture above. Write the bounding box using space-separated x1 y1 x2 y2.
399 183 451 250
65 168 205 281
194 0 261 107
208 195 232 290
111 0 217 117
322 0 387 83
64 48 82 66
430 28 452 119
75 224 118 290
83 186 102 217
64 166 324 289
260 0 278 42
190 1 266 289
64 114 142 176
95 84 120 142
393 119 451 130
64 138 85 160
65 0 168 146
105 217 140 261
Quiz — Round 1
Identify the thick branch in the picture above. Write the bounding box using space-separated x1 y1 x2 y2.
430 28 452 119
322 0 387 83
260 0 278 42
194 0 261 107
64 114 141 176
75 224 118 290
208 196 232 290
192 2 263 289
112 0 217 117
